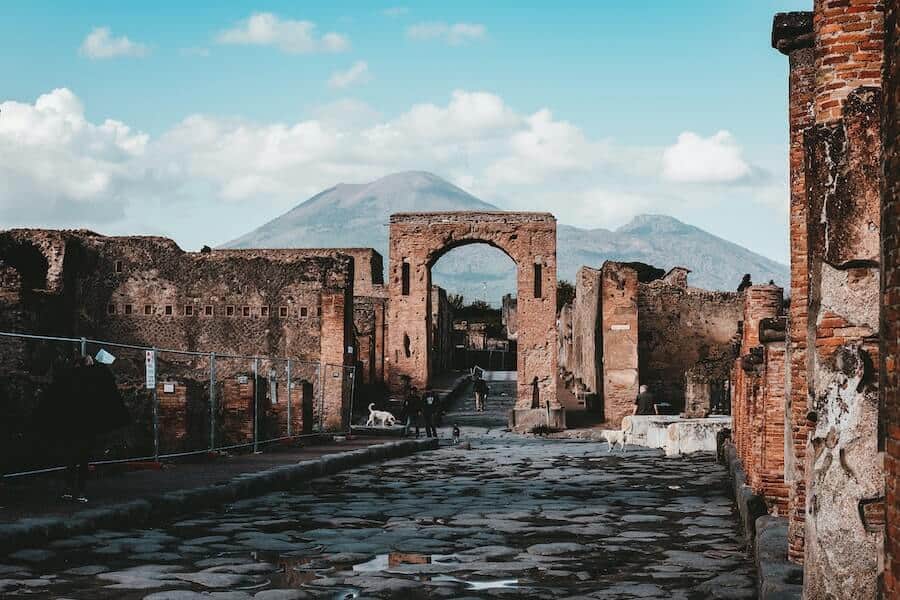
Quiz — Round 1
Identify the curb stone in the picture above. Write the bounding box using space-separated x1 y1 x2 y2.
721 441 802 600
0 438 438 554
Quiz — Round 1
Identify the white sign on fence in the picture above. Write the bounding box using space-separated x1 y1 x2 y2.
145 350 156 389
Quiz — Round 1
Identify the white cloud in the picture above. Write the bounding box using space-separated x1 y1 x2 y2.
406 22 486 45
79 27 149 59
383 6 408 17
0 88 149 223
328 61 372 89
0 88 783 255
217 13 349 54
661 130 752 183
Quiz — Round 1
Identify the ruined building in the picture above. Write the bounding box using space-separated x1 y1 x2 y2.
725 2 896 597
0 230 403 470
558 261 743 427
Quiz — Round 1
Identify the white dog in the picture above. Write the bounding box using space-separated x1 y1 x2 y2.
601 429 628 453
366 403 397 427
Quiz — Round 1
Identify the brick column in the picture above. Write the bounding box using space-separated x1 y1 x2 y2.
773 10 816 564
740 286 784 498
803 2 885 597
882 0 900 595
320 290 353 431
600 262 639 427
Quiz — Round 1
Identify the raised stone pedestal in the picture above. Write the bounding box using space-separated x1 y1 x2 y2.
509 407 566 432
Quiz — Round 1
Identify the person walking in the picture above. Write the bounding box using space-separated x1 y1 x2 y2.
422 387 438 438
633 384 657 416
404 386 422 438
48 350 129 503
473 377 489 413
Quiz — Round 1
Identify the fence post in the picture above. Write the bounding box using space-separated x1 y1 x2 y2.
209 352 216 451
253 357 259 453
80 337 87 357
286 359 292 439
151 348 159 461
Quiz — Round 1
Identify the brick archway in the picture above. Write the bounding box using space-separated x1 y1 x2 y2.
387 212 558 411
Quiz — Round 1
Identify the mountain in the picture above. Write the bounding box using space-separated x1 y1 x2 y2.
224 172 789 303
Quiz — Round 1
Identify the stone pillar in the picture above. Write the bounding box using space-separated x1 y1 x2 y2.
773 10 816 564
320 290 353 430
882 0 900 595
600 262 639 428
803 2 885 597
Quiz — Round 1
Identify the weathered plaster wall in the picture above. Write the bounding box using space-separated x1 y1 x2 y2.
800 2 885 596
882 0 900 595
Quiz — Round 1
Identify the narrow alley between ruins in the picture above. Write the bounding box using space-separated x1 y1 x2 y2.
0 436 755 599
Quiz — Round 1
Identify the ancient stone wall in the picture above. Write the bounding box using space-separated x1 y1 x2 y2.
387 212 557 411
773 9 816 565
600 262 639 427
0 230 357 470
638 279 743 413
882 0 900 595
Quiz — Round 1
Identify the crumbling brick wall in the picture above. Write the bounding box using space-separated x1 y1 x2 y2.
600 262 639 427
0 230 356 469
773 9 816 565
882 0 900 595
731 285 786 513
763 1 886 595
637 277 743 414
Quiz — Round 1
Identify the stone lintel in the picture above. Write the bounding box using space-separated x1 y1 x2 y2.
772 11 814 55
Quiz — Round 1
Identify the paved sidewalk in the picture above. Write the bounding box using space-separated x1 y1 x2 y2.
0 437 384 524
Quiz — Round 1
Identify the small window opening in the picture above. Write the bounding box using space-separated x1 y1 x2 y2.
279 306 288 317
401 261 411 296
115 260 123 273
144 304 152 315
534 263 543 298
185 305 193 316
403 333 411 358
242 306 250 317
261 306 269 317
317 306 322 317
226 305 235 317
204 305 213 316
300 307 308 318
164 305 173 316
107 304 116 315
124 304 133 315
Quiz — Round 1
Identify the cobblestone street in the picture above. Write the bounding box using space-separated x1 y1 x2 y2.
0 436 755 599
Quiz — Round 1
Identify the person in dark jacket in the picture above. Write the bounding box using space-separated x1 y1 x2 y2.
51 351 129 502
422 387 438 438
404 386 422 438
633 385 657 416
473 377 489 412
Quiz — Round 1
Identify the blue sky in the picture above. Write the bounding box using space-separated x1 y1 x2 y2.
0 1 810 262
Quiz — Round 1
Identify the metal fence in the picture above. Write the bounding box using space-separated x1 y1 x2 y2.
0 331 353 479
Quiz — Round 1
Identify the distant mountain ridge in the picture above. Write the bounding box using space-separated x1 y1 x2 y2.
225 171 789 302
